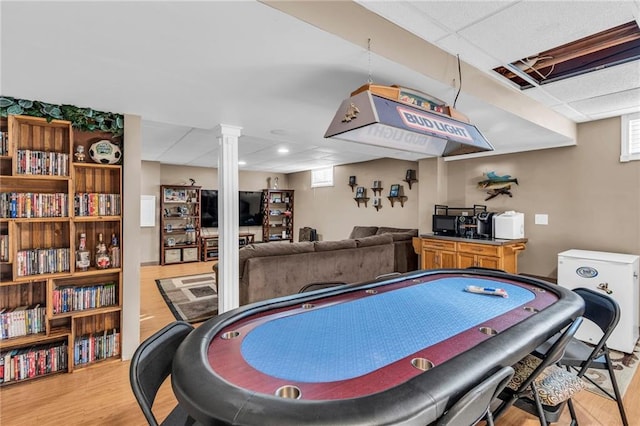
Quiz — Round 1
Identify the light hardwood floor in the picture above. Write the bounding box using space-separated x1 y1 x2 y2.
0 263 638 425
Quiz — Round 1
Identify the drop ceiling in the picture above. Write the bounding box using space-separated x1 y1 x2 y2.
1 1 639 173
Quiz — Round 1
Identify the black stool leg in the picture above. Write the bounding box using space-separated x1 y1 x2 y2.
530 382 549 426
605 350 629 426
567 398 578 426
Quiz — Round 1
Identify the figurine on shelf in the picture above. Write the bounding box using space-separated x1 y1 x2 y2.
74 145 86 162
273 177 279 189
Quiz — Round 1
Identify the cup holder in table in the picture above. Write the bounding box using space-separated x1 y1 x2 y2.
275 385 302 399
479 327 498 336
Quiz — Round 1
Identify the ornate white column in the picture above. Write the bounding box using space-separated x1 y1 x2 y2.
215 124 242 313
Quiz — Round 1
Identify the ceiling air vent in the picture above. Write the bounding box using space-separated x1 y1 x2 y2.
494 21 640 89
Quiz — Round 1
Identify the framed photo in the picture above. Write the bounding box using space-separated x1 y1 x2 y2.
355 186 365 198
163 188 186 202
389 184 400 197
373 197 380 206
349 175 357 185
405 169 417 181
373 180 381 189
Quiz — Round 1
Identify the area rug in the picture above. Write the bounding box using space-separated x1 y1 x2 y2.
583 339 639 398
155 273 217 323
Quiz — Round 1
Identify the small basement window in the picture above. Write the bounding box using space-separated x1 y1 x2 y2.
621 112 640 162
311 166 334 188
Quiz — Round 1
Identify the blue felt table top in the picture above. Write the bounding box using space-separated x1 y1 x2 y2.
240 277 535 382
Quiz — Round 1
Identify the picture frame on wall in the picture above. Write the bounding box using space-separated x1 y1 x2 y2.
163 188 186 202
355 186 365 198
373 197 380 206
389 184 400 197
405 169 417 181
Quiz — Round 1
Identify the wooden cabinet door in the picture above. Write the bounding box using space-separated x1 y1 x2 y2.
421 249 438 269
440 251 457 268
458 253 501 270
423 249 457 269
457 252 476 269
477 255 501 270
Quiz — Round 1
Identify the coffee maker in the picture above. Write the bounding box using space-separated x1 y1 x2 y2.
475 211 496 239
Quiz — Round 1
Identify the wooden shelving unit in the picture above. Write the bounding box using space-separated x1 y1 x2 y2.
0 115 124 385
201 233 255 261
159 185 201 265
262 189 294 242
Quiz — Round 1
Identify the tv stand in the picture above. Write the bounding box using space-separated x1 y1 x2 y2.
201 233 255 261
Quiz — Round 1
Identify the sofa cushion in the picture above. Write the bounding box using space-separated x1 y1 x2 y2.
348 226 379 239
389 231 417 241
252 241 315 256
355 233 393 247
315 239 357 252
239 242 315 278
376 227 418 236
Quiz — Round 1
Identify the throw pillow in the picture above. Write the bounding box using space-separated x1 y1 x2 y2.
315 239 357 252
348 226 379 239
355 233 393 247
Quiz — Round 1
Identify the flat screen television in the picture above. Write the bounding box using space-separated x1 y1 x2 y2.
200 190 264 228
238 191 264 226
201 189 219 228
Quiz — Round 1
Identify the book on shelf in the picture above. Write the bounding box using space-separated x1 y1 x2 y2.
52 283 117 314
0 130 8 156
0 235 8 262
0 304 46 339
73 328 120 366
0 192 69 218
16 150 69 176
0 341 68 383
16 248 71 277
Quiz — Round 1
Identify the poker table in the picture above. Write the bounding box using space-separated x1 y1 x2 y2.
172 268 584 425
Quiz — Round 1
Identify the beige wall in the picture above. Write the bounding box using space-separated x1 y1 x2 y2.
444 116 640 277
288 158 420 241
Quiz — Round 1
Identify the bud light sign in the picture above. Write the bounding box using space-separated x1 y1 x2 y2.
397 106 473 143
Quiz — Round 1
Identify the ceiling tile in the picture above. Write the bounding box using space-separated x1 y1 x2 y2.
535 61 640 103
456 1 637 64
141 121 192 161
356 1 450 41
436 33 505 69
569 87 640 117
408 1 517 33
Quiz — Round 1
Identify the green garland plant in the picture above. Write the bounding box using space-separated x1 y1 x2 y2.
0 96 124 137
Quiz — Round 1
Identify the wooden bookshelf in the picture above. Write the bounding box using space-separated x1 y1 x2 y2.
0 115 124 385
262 189 294 242
159 185 201 265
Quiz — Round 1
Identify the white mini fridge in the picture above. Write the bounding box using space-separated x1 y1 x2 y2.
558 249 639 353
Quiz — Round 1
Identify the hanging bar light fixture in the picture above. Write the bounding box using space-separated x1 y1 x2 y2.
324 83 494 157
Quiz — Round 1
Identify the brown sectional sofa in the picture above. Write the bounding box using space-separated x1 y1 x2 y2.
237 234 395 305
348 226 419 273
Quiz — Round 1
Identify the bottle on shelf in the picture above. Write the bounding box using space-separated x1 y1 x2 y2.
109 233 120 268
95 232 111 269
75 232 90 272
